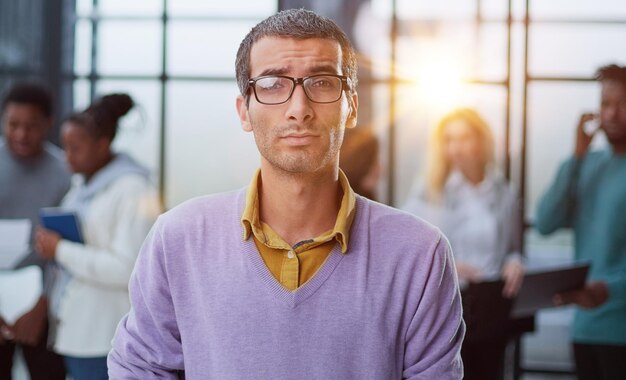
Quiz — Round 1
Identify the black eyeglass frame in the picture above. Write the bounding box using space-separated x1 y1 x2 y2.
247 74 352 105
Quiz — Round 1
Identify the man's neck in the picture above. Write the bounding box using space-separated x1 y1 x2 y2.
612 140 626 155
258 164 342 247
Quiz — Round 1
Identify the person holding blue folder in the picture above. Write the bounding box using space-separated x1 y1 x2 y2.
35 93 159 380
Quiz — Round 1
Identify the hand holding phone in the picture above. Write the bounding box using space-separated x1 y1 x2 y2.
582 114 601 136
575 112 599 158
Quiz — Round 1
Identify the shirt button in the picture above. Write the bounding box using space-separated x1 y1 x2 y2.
287 250 295 259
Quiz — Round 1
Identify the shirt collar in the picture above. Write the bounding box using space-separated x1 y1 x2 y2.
446 169 500 195
241 169 356 254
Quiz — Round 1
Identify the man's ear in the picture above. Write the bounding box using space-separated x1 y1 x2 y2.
346 93 358 129
236 95 253 132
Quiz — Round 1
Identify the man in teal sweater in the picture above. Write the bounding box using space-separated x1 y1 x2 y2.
536 64 626 379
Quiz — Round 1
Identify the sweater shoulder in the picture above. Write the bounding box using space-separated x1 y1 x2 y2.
361 197 444 247
158 189 243 232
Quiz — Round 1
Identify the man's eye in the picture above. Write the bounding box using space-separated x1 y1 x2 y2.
258 79 286 91
311 79 331 87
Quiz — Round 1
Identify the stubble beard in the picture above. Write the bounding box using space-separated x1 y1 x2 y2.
253 121 345 175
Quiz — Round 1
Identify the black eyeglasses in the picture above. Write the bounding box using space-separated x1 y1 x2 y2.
247 74 351 105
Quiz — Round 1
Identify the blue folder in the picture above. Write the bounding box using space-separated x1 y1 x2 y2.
39 208 84 243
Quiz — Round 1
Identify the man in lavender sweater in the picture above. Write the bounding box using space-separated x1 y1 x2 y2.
108 9 464 379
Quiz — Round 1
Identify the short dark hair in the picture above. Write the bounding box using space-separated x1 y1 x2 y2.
1 82 53 117
235 8 358 98
596 64 626 87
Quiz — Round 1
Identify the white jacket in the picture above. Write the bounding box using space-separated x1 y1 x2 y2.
54 172 158 357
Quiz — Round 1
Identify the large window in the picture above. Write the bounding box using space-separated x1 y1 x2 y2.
72 0 276 208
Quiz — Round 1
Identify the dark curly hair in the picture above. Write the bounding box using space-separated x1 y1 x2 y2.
66 94 134 141
1 82 53 118
596 64 626 87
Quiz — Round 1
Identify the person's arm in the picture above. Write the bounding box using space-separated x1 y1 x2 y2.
403 236 465 380
108 219 184 378
502 185 525 298
536 114 596 235
39 180 158 288
555 271 626 309
534 157 581 235
9 296 48 346
0 316 13 343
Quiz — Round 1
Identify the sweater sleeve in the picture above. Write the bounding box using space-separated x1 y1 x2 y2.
535 157 581 235
108 219 184 378
403 235 465 380
606 273 626 303
55 179 158 288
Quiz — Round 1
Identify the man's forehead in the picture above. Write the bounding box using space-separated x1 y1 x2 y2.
249 36 343 75
5 102 46 118
601 80 626 96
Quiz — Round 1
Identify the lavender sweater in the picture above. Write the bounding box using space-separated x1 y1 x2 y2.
108 190 464 379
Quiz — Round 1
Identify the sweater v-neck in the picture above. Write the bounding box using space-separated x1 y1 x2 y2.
242 237 345 309
237 189 358 309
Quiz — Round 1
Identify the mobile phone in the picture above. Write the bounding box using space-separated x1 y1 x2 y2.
583 116 601 135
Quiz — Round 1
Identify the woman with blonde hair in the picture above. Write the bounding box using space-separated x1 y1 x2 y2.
402 107 524 380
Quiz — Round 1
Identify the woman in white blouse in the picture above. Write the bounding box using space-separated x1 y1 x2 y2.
402 107 524 380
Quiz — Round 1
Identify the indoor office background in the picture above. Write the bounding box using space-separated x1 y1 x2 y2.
1 0 626 379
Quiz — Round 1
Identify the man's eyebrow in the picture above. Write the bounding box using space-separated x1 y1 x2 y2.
257 67 289 77
255 64 341 78
308 64 341 75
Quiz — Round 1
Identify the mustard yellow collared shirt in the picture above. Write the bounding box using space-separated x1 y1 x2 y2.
241 169 356 291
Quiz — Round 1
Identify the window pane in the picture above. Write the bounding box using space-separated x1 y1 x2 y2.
98 0 163 16
76 0 93 17
369 83 391 204
97 21 162 75
397 0 476 20
94 80 162 179
165 81 258 209
168 0 276 18
74 19 92 76
474 23 509 81
352 6 391 80
480 0 510 20
167 21 257 77
73 79 91 110
395 21 508 83
531 0 626 20
526 81 603 222
529 24 626 77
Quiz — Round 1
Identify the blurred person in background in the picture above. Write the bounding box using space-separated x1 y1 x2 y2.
0 83 69 380
35 93 159 380
339 127 381 201
403 107 525 380
536 64 626 380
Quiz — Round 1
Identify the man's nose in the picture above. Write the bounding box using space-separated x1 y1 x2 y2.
14 125 28 139
285 84 313 121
